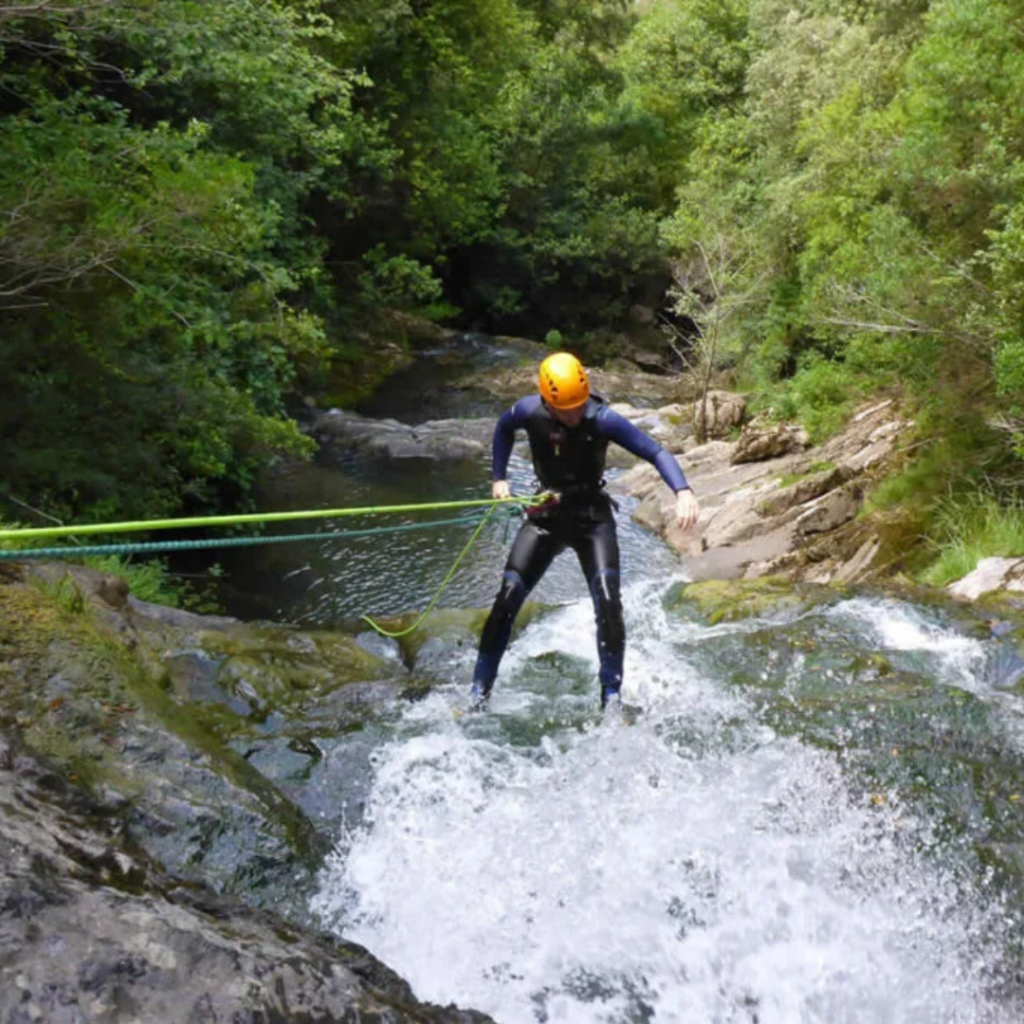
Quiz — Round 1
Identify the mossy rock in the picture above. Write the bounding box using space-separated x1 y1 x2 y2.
969 589 1024 623
0 572 145 784
0 567 328 871
371 601 553 666
664 577 841 625
191 626 395 714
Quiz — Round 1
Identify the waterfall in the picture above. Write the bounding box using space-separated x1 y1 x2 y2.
312 581 1021 1023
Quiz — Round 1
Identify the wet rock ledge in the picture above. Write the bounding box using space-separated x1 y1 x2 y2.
0 563 494 1024
610 397 913 584
0 728 492 1024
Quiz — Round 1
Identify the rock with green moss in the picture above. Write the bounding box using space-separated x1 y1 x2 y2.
187 625 398 714
369 602 552 682
0 560 558 915
0 562 407 912
663 577 843 626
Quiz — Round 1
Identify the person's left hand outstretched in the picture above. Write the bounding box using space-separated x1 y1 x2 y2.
675 488 699 530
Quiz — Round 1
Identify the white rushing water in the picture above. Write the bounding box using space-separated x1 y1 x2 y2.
312 582 1017 1024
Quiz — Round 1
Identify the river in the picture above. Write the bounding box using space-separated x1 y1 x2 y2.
309 581 1024 1023
212 332 683 626
242 336 1024 1021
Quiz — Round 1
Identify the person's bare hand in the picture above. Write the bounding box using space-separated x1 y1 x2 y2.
675 488 699 530
492 480 511 501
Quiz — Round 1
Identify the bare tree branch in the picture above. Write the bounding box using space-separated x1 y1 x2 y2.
815 317 934 335
815 281 985 349
0 1 134 84
667 235 769 440
0 254 112 300
0 1 115 22
0 492 65 525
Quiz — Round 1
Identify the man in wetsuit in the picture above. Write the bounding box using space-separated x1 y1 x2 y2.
470 351 700 710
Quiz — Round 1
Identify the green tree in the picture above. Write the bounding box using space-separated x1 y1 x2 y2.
0 1 357 519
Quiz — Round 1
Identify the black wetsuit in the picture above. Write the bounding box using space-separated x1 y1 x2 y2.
472 393 689 705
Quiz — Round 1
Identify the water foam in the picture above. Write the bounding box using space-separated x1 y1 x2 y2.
311 586 1011 1023
826 597 986 689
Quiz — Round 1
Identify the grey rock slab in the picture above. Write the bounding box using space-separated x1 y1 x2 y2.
0 731 494 1024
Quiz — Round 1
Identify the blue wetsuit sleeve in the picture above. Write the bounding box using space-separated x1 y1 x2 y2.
491 396 536 480
597 406 690 492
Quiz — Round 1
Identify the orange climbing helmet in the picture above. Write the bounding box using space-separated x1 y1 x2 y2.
538 352 590 409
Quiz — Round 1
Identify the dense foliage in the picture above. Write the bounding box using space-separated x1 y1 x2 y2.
661 0 1024 569
2 0 1023 548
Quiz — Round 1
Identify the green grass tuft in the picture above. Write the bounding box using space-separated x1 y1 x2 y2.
2 521 204 610
81 554 187 606
919 493 1024 587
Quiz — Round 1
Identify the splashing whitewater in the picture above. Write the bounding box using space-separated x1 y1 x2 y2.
312 582 1020 1023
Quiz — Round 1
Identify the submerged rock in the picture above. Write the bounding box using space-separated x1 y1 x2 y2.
310 409 493 461
371 604 551 678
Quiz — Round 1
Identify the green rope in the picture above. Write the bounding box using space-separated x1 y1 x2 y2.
360 505 498 639
0 495 547 542
0 512 496 562
0 495 538 639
